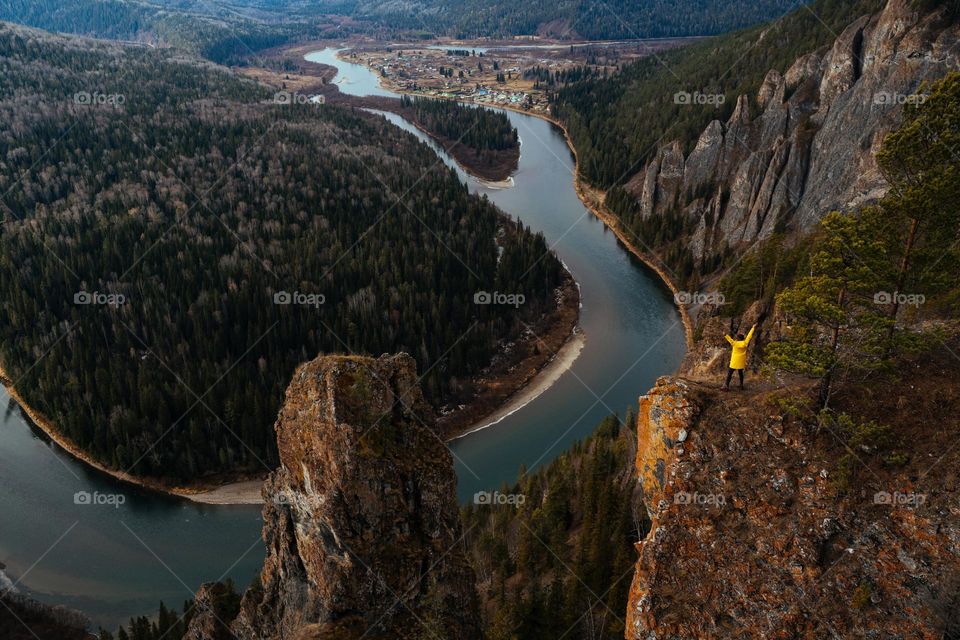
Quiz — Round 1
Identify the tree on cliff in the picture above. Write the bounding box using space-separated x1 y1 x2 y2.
766 209 892 407
876 70 960 326
768 72 960 406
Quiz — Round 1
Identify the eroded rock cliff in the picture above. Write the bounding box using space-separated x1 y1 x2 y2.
626 0 960 264
626 355 960 638
187 353 481 640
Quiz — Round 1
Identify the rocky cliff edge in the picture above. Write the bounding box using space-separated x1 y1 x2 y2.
626 344 960 638
186 353 481 640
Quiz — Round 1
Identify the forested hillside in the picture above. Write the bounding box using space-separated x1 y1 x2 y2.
357 0 805 40
551 0 884 189
1 0 830 52
463 414 640 640
0 22 564 480
0 0 151 39
0 0 346 64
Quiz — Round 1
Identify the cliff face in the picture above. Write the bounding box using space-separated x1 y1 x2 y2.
626 364 960 638
187 353 481 640
626 0 960 263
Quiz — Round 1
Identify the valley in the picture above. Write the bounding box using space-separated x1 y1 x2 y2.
1 0 959 638
0 28 685 629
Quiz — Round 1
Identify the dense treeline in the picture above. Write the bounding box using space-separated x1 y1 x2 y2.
523 64 598 89
1 0 851 55
0 0 150 39
0 24 564 479
463 413 641 640
356 0 807 40
551 0 884 189
0 0 356 65
0 590 90 640
400 94 518 152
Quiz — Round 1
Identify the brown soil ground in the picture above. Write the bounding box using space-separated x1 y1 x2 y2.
633 328 960 637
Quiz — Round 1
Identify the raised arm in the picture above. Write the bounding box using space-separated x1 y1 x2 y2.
743 324 756 345
724 334 735 346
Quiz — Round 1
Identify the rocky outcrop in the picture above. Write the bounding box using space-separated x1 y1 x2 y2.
187 353 481 640
626 370 960 638
628 0 960 264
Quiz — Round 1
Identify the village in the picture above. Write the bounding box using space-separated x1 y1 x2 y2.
337 45 559 113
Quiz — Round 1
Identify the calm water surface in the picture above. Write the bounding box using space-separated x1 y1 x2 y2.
0 47 684 630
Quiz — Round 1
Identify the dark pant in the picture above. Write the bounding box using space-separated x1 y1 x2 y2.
725 368 744 388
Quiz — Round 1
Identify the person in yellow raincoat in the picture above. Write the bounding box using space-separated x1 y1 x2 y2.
723 324 756 391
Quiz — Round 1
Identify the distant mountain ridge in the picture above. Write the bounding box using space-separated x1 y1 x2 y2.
0 0 808 49
353 0 808 39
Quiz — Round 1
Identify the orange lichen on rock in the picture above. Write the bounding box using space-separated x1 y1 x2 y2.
626 374 960 639
187 353 481 640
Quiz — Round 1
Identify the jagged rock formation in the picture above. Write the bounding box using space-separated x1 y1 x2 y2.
187 353 481 640
626 0 960 263
626 362 960 638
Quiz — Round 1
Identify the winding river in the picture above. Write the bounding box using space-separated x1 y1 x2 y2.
0 47 685 629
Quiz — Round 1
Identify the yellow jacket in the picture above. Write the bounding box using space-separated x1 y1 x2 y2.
725 325 755 370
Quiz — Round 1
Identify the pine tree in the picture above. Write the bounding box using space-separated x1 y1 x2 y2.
767 210 890 407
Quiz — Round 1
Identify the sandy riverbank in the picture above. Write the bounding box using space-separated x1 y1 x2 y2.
451 328 585 439
184 480 265 504
0 363 267 504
